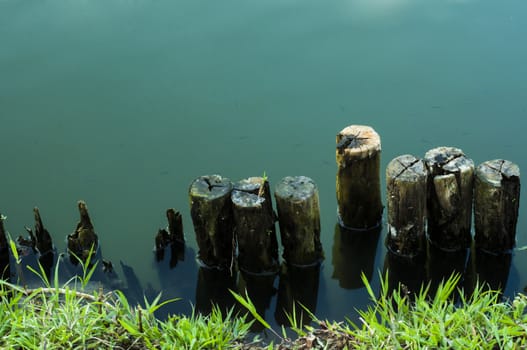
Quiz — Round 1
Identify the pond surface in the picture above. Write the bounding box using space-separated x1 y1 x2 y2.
1 0 527 331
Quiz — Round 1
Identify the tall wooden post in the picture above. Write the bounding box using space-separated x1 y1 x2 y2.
386 155 428 258
189 175 234 269
336 125 383 230
275 176 322 266
232 176 278 274
474 159 520 253
424 147 474 251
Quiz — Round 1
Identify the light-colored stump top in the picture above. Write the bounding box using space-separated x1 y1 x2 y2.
424 146 474 173
189 174 232 199
234 177 264 192
231 190 265 207
476 159 520 187
275 176 317 201
386 154 427 181
336 125 381 162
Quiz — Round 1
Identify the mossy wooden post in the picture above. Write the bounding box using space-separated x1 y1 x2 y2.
424 147 474 251
274 176 322 266
189 175 234 269
386 155 428 258
0 213 9 281
67 200 99 264
474 159 520 253
232 177 278 274
336 125 383 230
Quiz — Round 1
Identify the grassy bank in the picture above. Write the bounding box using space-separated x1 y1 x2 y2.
2 269 527 349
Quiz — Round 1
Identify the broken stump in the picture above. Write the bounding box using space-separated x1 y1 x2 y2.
474 159 520 253
67 200 98 264
386 155 428 258
232 177 278 274
424 147 474 251
275 176 322 266
189 175 234 269
336 125 383 230
0 213 9 281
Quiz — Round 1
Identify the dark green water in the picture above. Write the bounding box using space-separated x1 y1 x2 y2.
2 0 527 329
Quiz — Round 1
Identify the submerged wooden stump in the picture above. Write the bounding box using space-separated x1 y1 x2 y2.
67 201 98 264
474 159 520 253
275 176 322 266
336 125 383 230
424 147 474 251
189 175 234 269
155 208 185 262
386 155 428 258
232 177 278 274
29 207 53 255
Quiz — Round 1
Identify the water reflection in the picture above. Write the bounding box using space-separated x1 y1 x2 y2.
195 267 237 315
465 248 512 296
383 251 426 296
331 224 381 289
275 264 320 327
427 244 468 295
237 272 277 332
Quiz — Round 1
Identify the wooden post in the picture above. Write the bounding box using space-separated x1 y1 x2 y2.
274 176 323 266
0 213 10 281
336 125 383 230
424 147 474 251
166 208 184 243
386 155 428 258
67 200 99 264
189 175 234 269
27 207 54 280
474 159 520 253
155 209 185 263
232 177 279 274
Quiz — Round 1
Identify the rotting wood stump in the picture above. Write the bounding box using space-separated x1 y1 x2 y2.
424 147 474 251
232 177 278 274
275 176 322 266
189 175 234 270
336 125 383 230
67 200 98 264
386 155 428 258
474 159 520 253
0 213 9 280
155 208 185 262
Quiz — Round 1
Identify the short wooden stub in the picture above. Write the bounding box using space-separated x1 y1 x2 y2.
232 177 278 274
424 147 474 251
386 155 428 258
189 175 234 269
30 207 54 255
275 176 322 266
67 200 99 264
155 208 184 262
474 159 520 253
336 125 383 230
0 214 9 280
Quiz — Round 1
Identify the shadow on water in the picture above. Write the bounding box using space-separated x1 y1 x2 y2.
331 224 381 289
237 271 277 332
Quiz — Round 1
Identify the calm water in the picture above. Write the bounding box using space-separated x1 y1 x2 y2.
2 0 527 330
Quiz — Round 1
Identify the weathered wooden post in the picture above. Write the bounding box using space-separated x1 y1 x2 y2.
274 176 322 266
67 200 99 264
386 155 428 258
424 147 474 251
336 125 383 230
155 208 185 263
26 207 54 280
189 175 234 269
232 177 279 274
0 213 10 281
474 159 520 253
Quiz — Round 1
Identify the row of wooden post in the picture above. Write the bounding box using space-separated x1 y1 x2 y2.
336 125 521 258
188 175 323 274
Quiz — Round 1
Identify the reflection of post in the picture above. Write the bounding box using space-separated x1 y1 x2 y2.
336 125 383 230
465 249 512 295
474 160 520 254
189 175 234 269
427 243 467 295
383 252 426 297
195 267 237 315
0 214 10 281
237 272 277 332
275 264 320 327
331 224 381 289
